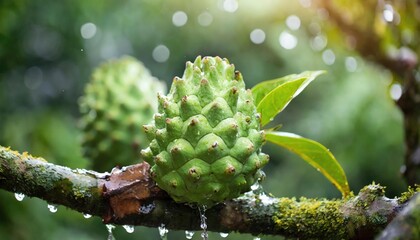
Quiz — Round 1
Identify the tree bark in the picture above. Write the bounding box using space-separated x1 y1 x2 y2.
1 146 418 239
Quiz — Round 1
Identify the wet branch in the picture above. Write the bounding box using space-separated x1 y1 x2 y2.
0 146 417 239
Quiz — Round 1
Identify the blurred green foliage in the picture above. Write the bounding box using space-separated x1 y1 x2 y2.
0 0 410 239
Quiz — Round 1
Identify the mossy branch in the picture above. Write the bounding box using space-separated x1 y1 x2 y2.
0 146 417 239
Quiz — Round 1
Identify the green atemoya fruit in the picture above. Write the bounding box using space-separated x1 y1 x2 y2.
141 56 269 206
79 56 166 172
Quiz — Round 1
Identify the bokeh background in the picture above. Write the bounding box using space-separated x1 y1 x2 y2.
0 0 412 239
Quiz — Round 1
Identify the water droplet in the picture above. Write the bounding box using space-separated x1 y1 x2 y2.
220 232 229 238
383 4 394 22
83 213 92 219
80 22 97 39
286 15 301 31
250 29 266 44
223 0 239 13
390 83 402 100
197 12 213 26
172 11 188 27
152 45 170 63
139 203 155 214
185 230 195 239
15 193 25 201
158 224 169 240
279 31 297 50
345 57 358 72
253 237 261 240
123 225 135 233
106 224 116 240
250 183 260 191
322 49 335 65
310 35 327 51
299 0 311 8
47 204 57 213
198 205 208 240
201 232 209 239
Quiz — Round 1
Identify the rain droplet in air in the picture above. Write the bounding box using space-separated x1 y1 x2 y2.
322 49 335 65
106 224 116 240
199 205 208 240
47 204 58 213
172 11 188 27
220 232 229 238
15 193 25 201
123 225 135 233
279 31 297 50
223 0 239 13
345 57 358 72
185 230 195 239
158 224 169 240
390 83 402 100
80 22 97 39
250 29 266 44
286 15 301 31
83 213 92 219
197 12 213 26
152 45 170 63
383 4 394 23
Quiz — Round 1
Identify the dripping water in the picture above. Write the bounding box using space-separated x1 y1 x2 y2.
14 193 25 201
158 224 168 240
185 230 195 239
106 224 115 240
198 205 208 240
123 225 135 233
47 204 57 213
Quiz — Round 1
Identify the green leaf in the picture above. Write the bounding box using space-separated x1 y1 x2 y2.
252 71 325 127
265 131 350 197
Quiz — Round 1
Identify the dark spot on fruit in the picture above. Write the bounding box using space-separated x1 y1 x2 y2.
226 165 236 175
190 118 198 126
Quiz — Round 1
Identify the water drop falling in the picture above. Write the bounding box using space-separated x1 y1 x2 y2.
15 193 25 201
250 29 266 44
322 49 335 65
198 205 208 240
47 204 58 213
185 230 195 239
390 83 402 100
279 31 298 50
123 225 135 233
83 213 92 219
383 4 394 22
106 224 116 240
158 224 169 240
220 232 229 238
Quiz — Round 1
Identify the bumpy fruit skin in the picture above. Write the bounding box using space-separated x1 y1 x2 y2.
141 56 269 206
79 56 166 172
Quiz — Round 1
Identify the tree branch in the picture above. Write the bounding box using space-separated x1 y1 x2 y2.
0 146 417 239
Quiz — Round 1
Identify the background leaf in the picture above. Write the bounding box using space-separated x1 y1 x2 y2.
252 71 325 127
265 131 350 197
